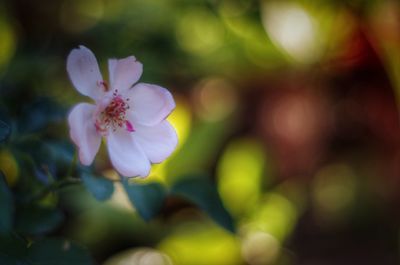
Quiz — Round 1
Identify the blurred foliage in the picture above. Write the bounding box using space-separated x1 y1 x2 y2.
0 173 13 234
122 180 167 222
0 235 94 265
171 175 234 232
0 0 399 264
81 170 114 201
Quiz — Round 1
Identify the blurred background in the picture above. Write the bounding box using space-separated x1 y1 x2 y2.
0 0 400 264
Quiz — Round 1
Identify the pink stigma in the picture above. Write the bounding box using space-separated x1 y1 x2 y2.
125 120 135 132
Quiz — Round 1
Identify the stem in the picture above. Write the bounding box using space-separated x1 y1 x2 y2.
66 151 77 178
30 177 81 202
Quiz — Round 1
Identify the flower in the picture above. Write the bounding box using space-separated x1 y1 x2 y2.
67 46 177 177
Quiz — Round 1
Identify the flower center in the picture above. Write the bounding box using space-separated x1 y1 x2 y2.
95 90 134 136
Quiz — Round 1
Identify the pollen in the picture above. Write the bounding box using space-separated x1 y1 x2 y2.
95 90 134 135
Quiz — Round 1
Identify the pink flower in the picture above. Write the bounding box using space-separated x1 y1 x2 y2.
67 46 177 177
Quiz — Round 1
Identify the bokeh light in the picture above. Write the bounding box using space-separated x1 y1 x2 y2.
312 163 357 224
158 223 241 265
0 15 16 70
0 149 19 186
241 193 298 242
192 77 238 122
241 231 280 265
104 248 172 265
217 138 266 217
261 1 323 64
176 8 225 56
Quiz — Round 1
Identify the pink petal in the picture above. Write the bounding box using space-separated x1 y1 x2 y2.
134 121 178 164
68 103 101 165
126 83 175 126
107 129 151 177
67 46 104 100
108 56 143 92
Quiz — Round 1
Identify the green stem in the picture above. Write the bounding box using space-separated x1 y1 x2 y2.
30 151 80 202
30 177 81 202
66 151 78 178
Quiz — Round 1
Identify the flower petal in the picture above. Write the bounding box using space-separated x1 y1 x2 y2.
68 103 101 165
67 46 104 100
126 83 175 126
134 121 178 164
108 56 143 92
107 129 151 177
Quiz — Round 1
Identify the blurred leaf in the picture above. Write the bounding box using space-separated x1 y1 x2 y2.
166 119 233 182
122 180 166 221
14 139 74 182
18 98 65 133
0 120 11 143
0 234 29 265
171 176 235 232
45 141 75 168
28 238 93 265
15 206 64 235
0 173 14 234
34 167 51 185
0 236 93 265
81 172 114 201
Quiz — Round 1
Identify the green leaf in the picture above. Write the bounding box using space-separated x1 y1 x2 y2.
166 119 233 182
44 141 75 169
0 173 14 234
28 238 93 265
122 180 166 221
14 139 75 183
81 172 114 201
171 176 235 232
0 234 29 265
15 206 64 235
0 120 11 143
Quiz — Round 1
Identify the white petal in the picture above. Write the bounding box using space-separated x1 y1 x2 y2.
67 46 104 100
134 121 178 164
108 56 143 92
126 83 175 126
107 129 151 177
68 103 101 165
